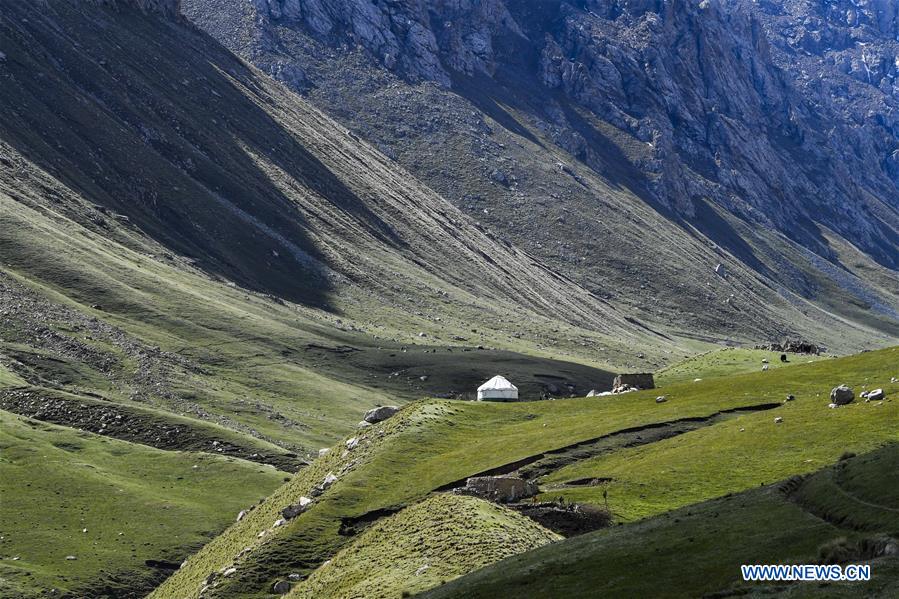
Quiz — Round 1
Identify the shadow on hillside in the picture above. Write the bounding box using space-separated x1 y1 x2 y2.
0 2 405 310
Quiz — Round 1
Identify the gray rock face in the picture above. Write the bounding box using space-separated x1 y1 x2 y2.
363 405 399 424
189 0 899 257
257 0 520 86
830 384 855 405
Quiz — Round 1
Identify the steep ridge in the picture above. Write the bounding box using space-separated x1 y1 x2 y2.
181 0 899 350
0 0 631 334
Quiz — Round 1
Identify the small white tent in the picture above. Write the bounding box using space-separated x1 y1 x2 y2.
477 375 518 401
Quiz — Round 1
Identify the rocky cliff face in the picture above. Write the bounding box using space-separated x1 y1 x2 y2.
182 0 899 346
256 0 521 86
231 0 898 258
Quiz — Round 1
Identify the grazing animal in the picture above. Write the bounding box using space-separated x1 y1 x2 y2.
780 354 788 363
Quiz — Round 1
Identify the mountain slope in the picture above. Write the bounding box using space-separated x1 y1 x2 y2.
0 0 639 339
181 0 899 350
0 1 655 594
0 0 669 446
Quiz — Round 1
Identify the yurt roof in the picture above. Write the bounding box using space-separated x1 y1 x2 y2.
478 375 517 392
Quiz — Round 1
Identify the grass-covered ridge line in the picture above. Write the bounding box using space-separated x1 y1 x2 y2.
0 386 303 470
543 347 899 521
423 443 899 599
0 411 287 599
291 494 560 598
655 347 827 387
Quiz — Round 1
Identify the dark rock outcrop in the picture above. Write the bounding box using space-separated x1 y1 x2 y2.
830 384 855 405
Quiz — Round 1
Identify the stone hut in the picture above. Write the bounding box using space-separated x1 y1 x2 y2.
613 373 655 390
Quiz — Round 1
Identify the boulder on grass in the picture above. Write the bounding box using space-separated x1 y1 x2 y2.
830 385 854 406
363 405 400 424
272 580 291 594
866 389 884 402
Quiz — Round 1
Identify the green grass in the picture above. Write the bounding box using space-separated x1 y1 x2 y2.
0 386 302 470
291 494 560 599
0 411 287 598
544 347 899 521
655 348 827 386
0 363 25 388
422 444 899 599
154 347 899 598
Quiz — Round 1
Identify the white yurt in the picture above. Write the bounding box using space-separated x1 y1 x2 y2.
477 375 519 401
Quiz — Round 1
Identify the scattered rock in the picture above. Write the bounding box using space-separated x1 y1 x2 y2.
345 437 359 450
363 406 399 424
65 555 77 560
273 518 286 527
655 396 667 403
357 420 372 429
321 472 338 489
865 389 884 401
830 385 854 406
272 580 291 594
774 416 783 423
236 510 247 522
755 340 822 355
785 394 795 402
281 496 312 520
223 567 237 577
318 448 330 458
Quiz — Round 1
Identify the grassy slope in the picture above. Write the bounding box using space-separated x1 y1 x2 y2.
422 444 899 599
153 347 898 598
291 494 560 599
0 386 301 470
656 348 827 386
543 347 899 521
0 364 25 388
0 411 287 598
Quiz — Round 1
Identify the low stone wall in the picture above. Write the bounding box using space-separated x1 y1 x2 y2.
613 373 655 390
454 476 538 503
